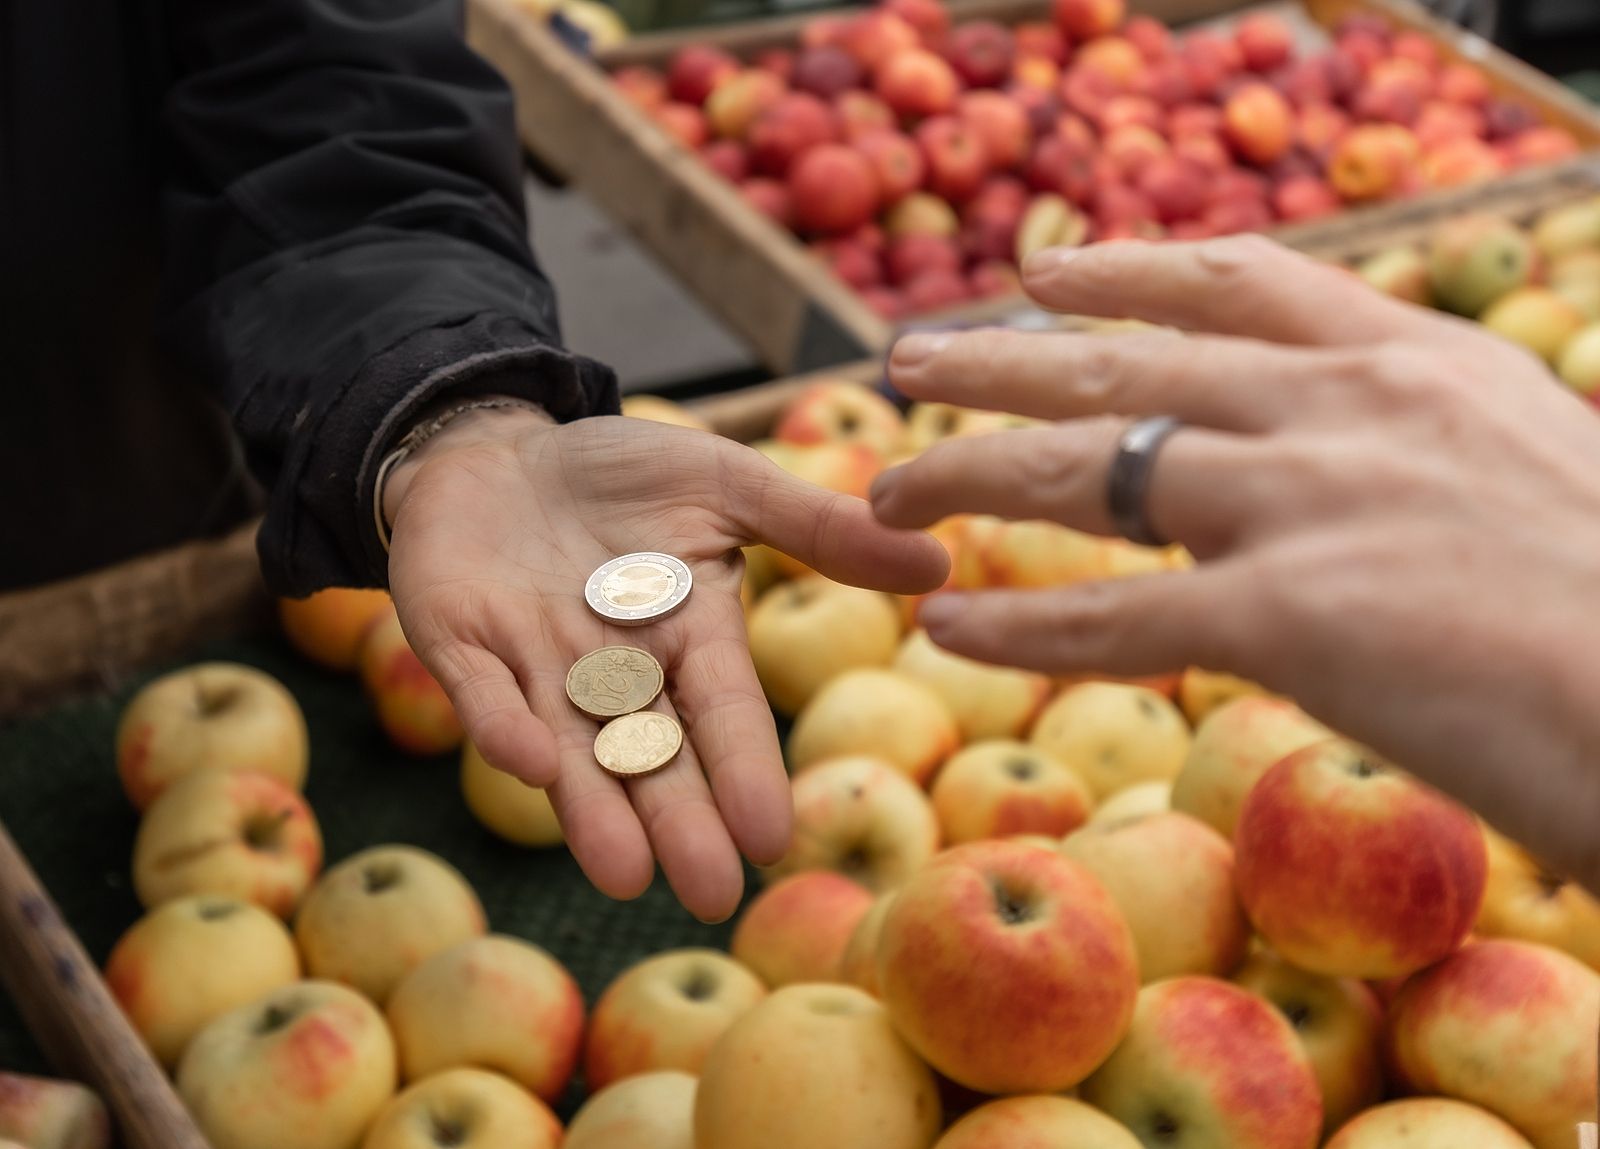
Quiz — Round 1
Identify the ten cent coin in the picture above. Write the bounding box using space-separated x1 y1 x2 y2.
594 711 684 778
585 553 693 626
565 646 665 719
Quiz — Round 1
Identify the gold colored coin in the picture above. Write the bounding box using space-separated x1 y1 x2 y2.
594 711 683 778
566 646 665 719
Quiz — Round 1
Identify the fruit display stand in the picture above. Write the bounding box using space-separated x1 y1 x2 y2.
467 0 1600 374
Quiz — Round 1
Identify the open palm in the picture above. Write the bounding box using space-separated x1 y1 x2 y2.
386 412 947 922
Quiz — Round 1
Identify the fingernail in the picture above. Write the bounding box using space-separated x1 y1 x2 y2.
1022 247 1081 280
918 594 961 630
869 467 901 504
891 333 949 367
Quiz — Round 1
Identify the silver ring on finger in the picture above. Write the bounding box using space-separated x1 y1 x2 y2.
1107 416 1184 548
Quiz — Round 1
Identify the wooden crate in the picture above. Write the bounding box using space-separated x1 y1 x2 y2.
467 0 1600 373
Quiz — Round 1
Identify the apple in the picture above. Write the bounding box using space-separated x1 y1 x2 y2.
1137 155 1208 223
884 0 951 49
294 844 486 1006
1077 39 1144 91
1508 126 1581 168
855 129 927 204
1062 812 1249 981
650 102 709 149
1480 286 1587 364
839 11 921 74
1533 197 1600 260
1024 134 1095 203
1016 193 1089 262
0 1073 110 1149
621 394 711 431
1030 682 1191 802
1326 1098 1536 1149
1169 695 1330 839
1052 0 1124 41
915 116 989 203
177 981 396 1149
768 755 939 892
1014 22 1067 65
564 1072 695 1149
1421 138 1505 189
386 935 584 1102
1353 70 1427 128
1357 245 1434 307
876 49 960 120
694 984 939 1149
278 588 391 673
1234 742 1487 979
792 46 864 101
1558 322 1600 397
837 892 897 996
903 268 969 311
754 47 794 81
358 606 463 756
730 871 875 987
774 379 905 457
1123 14 1173 61
1089 779 1171 825
788 668 960 784
705 69 785 140
945 21 1014 89
892 629 1051 742
360 1068 561 1149
1274 176 1341 222
878 840 1139 1092
1484 97 1543 141
789 144 880 235
584 948 766 1090
459 739 562 847
1098 94 1163 134
1233 950 1384 1134
1388 939 1600 1149
116 661 308 811
932 740 1092 844
105 896 300 1068
701 140 748 185
936 1096 1141 1149
1477 826 1600 971
1223 82 1294 166
1080 977 1322 1149
1437 60 1492 106
612 66 667 112
1178 669 1268 726
1329 124 1419 202
960 178 1028 262
1169 104 1224 139
952 516 1113 590
836 90 896 140
969 259 1021 297
885 191 960 238
1235 12 1293 73
740 178 793 226
1427 212 1536 316
749 93 839 176
132 768 322 917
1102 124 1169 182
957 91 1031 170
667 45 738 106
1297 102 1351 160
1415 101 1487 150
746 578 902 716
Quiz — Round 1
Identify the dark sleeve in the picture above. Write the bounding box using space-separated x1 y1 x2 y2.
159 0 620 595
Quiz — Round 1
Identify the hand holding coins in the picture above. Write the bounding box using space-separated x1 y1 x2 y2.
570 553 694 778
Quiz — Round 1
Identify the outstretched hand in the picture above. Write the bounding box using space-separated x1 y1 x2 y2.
384 410 948 922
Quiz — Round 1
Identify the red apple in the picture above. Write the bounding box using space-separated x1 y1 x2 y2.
612 66 667 112
1336 30 1388 76
1098 94 1162 134
877 49 961 119
1298 102 1352 161
1075 37 1144 92
969 260 1022 297
960 176 1028 261
1011 54 1063 93
1508 126 1582 168
1052 0 1126 42
1173 132 1231 173
701 139 749 182
1093 180 1158 231
793 46 864 101
840 11 921 73
1103 124 1169 181
1025 133 1095 204
812 238 884 290
1210 168 1270 205
1224 81 1294 165
1169 103 1223 139
915 116 988 202
884 0 951 49
861 286 907 318
1273 175 1341 221
957 90 1031 169
1124 15 1174 62
1328 123 1419 201
1390 30 1441 73
667 45 739 107
1014 21 1068 65
754 47 795 83
1421 137 1504 189
789 144 881 234
886 233 962 286
1056 110 1097 150
748 93 840 175
944 21 1015 89
1099 218 1166 241
706 69 786 140
903 269 971 312
1135 155 1207 223
836 90 897 140
1235 12 1293 74
1059 65 1117 120
801 14 849 51
741 178 793 226
1484 98 1542 141
1352 72 1426 128
1415 101 1487 151
1204 197 1273 235
1437 61 1492 107
856 129 927 202
731 871 875 987
650 103 708 149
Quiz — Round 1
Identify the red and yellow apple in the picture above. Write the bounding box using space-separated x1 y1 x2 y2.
360 1068 561 1149
1476 826 1600 969
1170 696 1331 838
1324 1099 1535 1149
1090 780 1171 825
931 740 1092 844
767 755 939 892
892 629 1052 742
936 1096 1140 1149
730 870 875 987
359 607 463 756
837 892 897 996
1030 682 1191 801
565 1071 697 1149
788 668 960 785
748 578 902 716
459 740 563 847
279 588 392 673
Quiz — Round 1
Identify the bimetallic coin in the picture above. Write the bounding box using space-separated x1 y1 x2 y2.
565 646 665 719
585 553 693 626
594 711 684 778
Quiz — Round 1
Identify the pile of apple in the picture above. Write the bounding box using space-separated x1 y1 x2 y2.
1356 194 1600 403
610 0 1582 318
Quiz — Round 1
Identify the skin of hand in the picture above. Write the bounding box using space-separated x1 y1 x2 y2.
869 235 1600 892
380 406 948 923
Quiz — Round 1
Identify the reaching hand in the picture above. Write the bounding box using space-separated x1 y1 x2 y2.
384 409 949 922
870 235 1600 890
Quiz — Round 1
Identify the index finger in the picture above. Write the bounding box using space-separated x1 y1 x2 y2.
1022 235 1453 347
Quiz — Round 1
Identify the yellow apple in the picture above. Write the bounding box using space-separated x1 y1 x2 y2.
360 1068 560 1149
1176 667 1268 726
1480 287 1587 364
278 588 392 673
583 949 766 1090
952 516 1112 589
747 577 902 716
787 669 960 785
931 741 1092 844
459 741 562 847
358 605 463 756
105 895 301 1068
1324 1099 1535 1149
892 630 1053 742
1030 682 1191 800
1089 781 1171 826
1557 321 1600 397
620 394 711 432
565 1071 697 1149
177 981 397 1149
1476 826 1600 969
1170 696 1331 838
935 1096 1141 1149
1232 950 1384 1134
115 662 308 810
0 1073 109 1149
694 984 940 1149
1062 812 1249 982
837 893 897 996
386 935 584 1103
730 871 875 987
774 379 907 458
132 768 322 917
294 844 486 1005
765 756 939 892
1532 196 1600 260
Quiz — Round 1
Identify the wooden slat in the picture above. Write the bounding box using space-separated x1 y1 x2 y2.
0 822 211 1149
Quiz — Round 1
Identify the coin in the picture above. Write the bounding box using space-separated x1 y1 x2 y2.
594 711 683 778
585 553 693 626
565 646 664 719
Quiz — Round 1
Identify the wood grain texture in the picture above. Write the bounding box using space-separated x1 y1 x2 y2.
0 821 210 1149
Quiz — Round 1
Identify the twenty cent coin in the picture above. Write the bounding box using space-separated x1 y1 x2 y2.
565 646 665 719
585 552 692 626
594 711 684 778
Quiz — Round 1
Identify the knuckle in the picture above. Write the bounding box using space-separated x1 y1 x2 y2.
1195 234 1283 288
1067 339 1128 403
